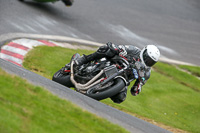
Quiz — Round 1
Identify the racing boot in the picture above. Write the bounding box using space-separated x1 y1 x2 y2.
110 87 127 104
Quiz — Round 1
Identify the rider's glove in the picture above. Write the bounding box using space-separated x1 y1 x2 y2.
130 84 142 96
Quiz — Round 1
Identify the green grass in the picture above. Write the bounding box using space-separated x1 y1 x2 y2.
179 65 200 77
23 46 94 79
23 45 200 133
153 63 200 92
0 68 129 133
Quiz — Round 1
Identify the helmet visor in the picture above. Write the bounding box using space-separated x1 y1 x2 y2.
143 49 157 67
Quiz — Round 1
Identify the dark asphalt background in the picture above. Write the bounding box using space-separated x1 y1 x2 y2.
0 0 200 65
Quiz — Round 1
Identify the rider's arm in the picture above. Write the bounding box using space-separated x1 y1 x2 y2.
130 68 151 96
130 79 144 96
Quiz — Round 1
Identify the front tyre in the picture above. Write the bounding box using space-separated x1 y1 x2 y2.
52 68 74 87
86 78 126 101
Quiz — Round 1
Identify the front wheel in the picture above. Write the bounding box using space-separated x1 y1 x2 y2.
52 68 74 87
86 78 126 101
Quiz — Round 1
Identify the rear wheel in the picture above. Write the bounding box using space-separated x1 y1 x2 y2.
86 78 126 101
62 0 74 6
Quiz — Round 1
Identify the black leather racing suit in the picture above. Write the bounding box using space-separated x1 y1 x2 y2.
81 43 151 103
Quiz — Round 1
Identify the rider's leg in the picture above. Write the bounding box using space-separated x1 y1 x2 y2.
110 87 127 104
75 44 116 66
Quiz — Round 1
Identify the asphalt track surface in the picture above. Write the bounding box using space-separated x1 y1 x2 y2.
0 0 200 65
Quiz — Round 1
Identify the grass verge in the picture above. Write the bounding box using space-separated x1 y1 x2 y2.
23 45 200 133
0 68 129 133
179 65 200 77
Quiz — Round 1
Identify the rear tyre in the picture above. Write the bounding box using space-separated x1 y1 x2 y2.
62 0 74 6
52 68 74 87
86 78 126 101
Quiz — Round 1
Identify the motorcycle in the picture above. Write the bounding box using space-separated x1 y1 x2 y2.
18 0 74 6
52 53 142 101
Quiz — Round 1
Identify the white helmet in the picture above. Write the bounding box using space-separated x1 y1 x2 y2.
140 45 160 67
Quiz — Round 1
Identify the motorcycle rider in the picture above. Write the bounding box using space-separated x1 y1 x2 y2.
75 42 160 103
